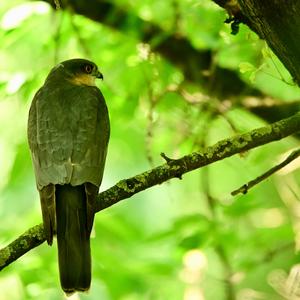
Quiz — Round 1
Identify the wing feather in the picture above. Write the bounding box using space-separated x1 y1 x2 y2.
28 81 110 189
28 79 110 243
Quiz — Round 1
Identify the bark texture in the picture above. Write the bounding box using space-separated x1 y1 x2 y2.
237 0 300 84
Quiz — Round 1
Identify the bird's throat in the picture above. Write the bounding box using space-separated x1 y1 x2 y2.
69 74 96 86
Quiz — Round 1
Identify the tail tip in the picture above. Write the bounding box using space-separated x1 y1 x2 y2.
63 286 90 296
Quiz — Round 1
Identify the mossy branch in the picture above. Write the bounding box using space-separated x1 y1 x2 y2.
1 112 300 271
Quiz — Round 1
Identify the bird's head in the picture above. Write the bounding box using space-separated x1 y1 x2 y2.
48 58 103 86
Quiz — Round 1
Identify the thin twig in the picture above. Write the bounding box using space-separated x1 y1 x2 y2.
231 148 300 196
145 79 156 167
220 111 239 135
160 152 174 164
198 121 236 300
53 0 61 9
70 18 91 58
140 50 158 167
53 12 64 64
216 245 236 300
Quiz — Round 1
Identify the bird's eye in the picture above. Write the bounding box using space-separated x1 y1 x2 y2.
85 64 93 74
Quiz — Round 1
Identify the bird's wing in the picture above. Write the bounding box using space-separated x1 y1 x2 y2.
38 184 56 244
28 82 110 243
28 82 110 188
69 85 110 187
28 85 73 188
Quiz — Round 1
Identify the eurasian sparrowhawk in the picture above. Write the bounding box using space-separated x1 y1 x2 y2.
28 58 110 294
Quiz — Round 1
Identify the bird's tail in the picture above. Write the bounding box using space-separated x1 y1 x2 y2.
55 184 91 294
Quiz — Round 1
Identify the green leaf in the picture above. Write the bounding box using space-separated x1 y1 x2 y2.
239 62 256 73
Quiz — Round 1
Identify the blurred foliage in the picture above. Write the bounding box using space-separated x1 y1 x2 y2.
1 1 300 300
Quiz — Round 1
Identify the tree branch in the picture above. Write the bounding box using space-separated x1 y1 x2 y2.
245 101 300 139
231 147 300 195
1 112 300 271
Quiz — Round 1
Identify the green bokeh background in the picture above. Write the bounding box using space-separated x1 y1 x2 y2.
1 1 300 299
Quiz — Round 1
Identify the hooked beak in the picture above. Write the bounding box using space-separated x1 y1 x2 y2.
95 70 103 80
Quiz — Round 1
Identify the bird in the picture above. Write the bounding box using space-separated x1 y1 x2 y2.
27 58 110 294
